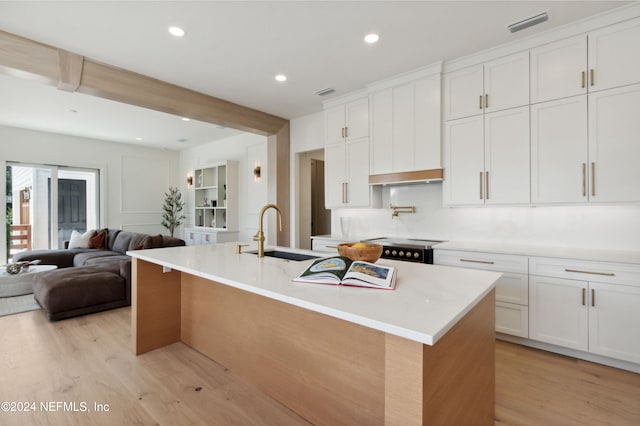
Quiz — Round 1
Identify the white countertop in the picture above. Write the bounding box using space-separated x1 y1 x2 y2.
434 241 640 264
128 243 499 346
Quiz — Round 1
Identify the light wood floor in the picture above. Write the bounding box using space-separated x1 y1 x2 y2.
1 307 639 425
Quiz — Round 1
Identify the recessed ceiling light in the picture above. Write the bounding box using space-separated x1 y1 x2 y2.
135 137 143 141
168 26 185 37
275 74 287 82
364 33 380 44
181 117 191 122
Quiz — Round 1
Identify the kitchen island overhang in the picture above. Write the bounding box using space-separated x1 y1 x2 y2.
129 243 500 426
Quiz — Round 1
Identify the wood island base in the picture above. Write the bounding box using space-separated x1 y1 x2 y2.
132 258 495 426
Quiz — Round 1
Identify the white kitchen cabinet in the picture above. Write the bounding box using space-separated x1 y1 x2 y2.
530 17 640 104
588 84 640 203
310 236 350 254
325 98 369 145
588 17 640 93
434 249 529 338
529 275 589 351
444 51 529 120
531 95 588 203
444 106 529 206
530 35 587 104
530 257 640 364
324 96 372 208
370 73 441 175
325 137 371 208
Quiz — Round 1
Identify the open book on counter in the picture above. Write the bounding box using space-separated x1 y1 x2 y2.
293 256 397 290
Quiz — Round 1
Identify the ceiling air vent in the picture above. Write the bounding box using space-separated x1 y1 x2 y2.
507 11 549 33
315 87 336 97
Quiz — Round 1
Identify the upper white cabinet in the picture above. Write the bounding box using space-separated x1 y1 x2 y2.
325 98 369 145
324 96 373 208
370 72 441 175
531 84 640 204
588 17 640 92
444 51 529 121
588 84 640 203
531 17 640 104
531 95 588 203
444 106 530 206
530 35 587 103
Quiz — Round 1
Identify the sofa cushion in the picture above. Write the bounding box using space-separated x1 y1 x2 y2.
127 233 149 251
88 229 108 249
33 266 126 321
68 229 96 249
111 231 135 254
84 255 130 267
162 236 187 247
13 248 95 268
144 234 164 249
105 229 121 251
73 250 122 267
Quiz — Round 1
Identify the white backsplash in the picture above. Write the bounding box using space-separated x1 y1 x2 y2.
331 183 640 251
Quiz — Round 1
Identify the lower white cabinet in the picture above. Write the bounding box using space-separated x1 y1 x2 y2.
184 227 239 246
434 249 529 338
310 236 350 254
529 257 640 364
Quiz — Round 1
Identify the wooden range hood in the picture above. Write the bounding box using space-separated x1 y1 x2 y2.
369 169 443 185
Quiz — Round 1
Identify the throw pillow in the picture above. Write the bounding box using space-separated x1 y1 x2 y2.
133 243 144 250
89 229 108 249
143 234 164 249
68 229 96 249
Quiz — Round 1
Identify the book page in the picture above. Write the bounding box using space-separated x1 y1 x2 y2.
294 256 352 283
342 261 396 289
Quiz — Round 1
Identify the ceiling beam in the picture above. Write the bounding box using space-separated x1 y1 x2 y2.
0 30 288 136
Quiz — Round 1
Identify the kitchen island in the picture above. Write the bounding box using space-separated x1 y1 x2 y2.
128 243 500 426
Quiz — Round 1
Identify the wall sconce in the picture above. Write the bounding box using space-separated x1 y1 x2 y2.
187 175 193 187
253 163 262 182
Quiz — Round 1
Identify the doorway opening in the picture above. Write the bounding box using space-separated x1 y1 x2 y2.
6 163 99 262
297 149 330 249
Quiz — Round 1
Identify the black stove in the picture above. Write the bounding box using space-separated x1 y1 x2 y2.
363 238 445 264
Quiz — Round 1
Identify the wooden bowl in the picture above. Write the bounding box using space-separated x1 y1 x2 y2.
337 243 383 263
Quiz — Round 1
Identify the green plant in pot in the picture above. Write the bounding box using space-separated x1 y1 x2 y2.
161 187 186 238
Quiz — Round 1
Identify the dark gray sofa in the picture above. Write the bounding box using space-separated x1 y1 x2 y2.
13 229 185 320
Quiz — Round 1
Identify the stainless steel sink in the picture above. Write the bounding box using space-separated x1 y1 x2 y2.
248 250 320 261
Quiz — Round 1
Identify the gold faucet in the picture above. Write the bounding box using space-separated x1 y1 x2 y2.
253 203 283 257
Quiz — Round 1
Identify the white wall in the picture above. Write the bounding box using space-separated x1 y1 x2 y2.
331 183 640 251
179 132 268 242
0 125 179 260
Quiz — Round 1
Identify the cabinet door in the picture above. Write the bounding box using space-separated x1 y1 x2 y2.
588 282 640 364
588 84 640 203
530 35 587 103
588 17 640 92
484 51 529 113
484 106 530 205
325 105 346 145
531 95 588 203
443 64 483 120
370 89 393 175
495 272 529 305
324 143 346 208
392 83 415 172
345 98 369 140
496 302 529 338
529 276 588 351
346 137 370 207
414 74 442 171
443 116 484 205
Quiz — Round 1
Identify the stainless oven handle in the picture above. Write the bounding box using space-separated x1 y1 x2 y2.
460 258 495 265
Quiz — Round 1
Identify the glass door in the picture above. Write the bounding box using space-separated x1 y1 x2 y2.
5 163 100 261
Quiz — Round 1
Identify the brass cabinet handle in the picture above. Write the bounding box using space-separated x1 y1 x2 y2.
582 163 586 197
591 162 595 196
479 172 484 199
590 69 595 86
479 95 483 110
341 127 345 138
485 171 490 200
326 245 338 249
582 288 586 306
565 268 615 277
342 182 347 204
460 258 495 265
485 94 489 109
344 126 349 138
344 182 349 204
581 71 586 89
591 289 595 307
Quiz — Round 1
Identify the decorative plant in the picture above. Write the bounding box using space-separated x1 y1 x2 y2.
161 187 186 238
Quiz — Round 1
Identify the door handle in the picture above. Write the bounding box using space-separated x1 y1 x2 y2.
479 172 484 200
591 162 595 197
479 95 483 110
590 69 595 87
485 171 490 200
485 94 489 109
582 288 586 306
591 289 595 307
581 71 586 89
582 163 586 197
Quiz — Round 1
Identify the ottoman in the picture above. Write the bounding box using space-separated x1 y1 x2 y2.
33 266 128 321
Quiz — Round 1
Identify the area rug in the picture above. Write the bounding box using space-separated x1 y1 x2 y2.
0 294 40 317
